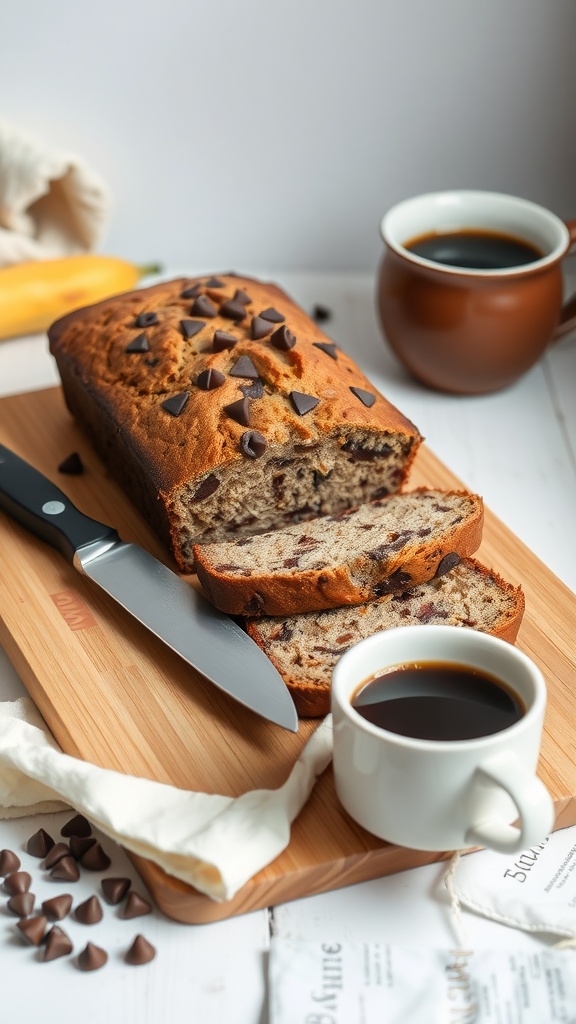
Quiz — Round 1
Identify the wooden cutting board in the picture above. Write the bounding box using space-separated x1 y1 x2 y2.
1 386 575 924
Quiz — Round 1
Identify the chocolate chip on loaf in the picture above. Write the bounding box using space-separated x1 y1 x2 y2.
180 319 205 339
290 391 320 416
229 355 260 379
313 341 338 359
125 333 150 353
161 392 190 417
240 431 267 459
251 316 274 340
224 397 251 426
191 295 218 318
134 312 159 328
270 325 296 351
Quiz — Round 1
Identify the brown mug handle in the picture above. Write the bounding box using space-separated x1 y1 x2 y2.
552 219 576 341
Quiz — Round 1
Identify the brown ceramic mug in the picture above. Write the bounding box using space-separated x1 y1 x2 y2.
377 190 576 394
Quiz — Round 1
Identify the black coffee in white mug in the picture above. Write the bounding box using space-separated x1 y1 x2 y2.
331 625 554 853
352 660 526 741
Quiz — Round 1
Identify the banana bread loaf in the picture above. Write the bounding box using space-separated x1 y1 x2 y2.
48 274 422 572
194 489 484 616
246 559 525 716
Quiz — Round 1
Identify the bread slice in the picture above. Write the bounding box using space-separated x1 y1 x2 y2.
194 489 484 616
246 558 525 717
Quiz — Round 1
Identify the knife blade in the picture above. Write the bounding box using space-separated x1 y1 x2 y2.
0 444 298 732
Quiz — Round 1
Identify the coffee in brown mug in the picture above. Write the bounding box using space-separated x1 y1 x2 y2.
405 229 542 271
377 190 576 394
352 660 525 741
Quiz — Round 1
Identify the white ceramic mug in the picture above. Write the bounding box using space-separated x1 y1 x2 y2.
331 625 555 853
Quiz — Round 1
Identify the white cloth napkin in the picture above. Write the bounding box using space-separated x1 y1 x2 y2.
0 118 110 266
0 696 333 902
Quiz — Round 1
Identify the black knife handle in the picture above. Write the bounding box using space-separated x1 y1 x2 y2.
0 444 119 563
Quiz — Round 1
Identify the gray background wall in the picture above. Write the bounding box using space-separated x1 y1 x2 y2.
2 0 576 272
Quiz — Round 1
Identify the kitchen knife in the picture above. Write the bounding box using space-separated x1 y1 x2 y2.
0 444 298 732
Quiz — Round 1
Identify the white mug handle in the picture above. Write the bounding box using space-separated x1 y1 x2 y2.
465 752 555 854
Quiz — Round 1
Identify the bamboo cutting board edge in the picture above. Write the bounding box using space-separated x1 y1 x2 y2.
0 386 575 924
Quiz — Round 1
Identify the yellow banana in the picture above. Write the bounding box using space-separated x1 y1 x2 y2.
0 255 161 341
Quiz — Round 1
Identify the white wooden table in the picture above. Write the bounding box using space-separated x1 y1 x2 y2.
1 271 575 1022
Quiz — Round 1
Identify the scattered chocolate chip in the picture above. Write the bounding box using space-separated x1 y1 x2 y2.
0 849 20 875
224 397 251 427
233 288 252 305
289 391 320 416
125 934 156 965
42 894 73 921
120 891 152 920
50 856 80 883
44 843 71 869
240 431 267 459
212 329 237 352
239 378 264 399
312 304 332 322
69 835 97 860
180 318 205 339
57 452 84 475
191 295 218 318
350 386 376 408
161 391 190 417
259 307 285 323
229 354 260 379
220 299 248 321
250 316 274 340
193 474 220 501
101 877 131 906
77 942 108 972
196 368 226 390
74 895 103 925
134 312 159 328
125 332 150 353
270 325 296 351
7 892 36 917
434 552 461 578
81 843 111 871
17 915 47 946
312 341 338 359
27 828 55 858
180 283 202 299
4 871 32 895
205 276 225 288
43 925 73 961
61 815 92 839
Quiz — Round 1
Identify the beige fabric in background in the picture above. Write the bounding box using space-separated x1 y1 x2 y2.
0 118 110 266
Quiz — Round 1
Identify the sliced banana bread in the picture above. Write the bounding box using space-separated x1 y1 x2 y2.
246 558 525 717
194 489 484 615
48 273 422 572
